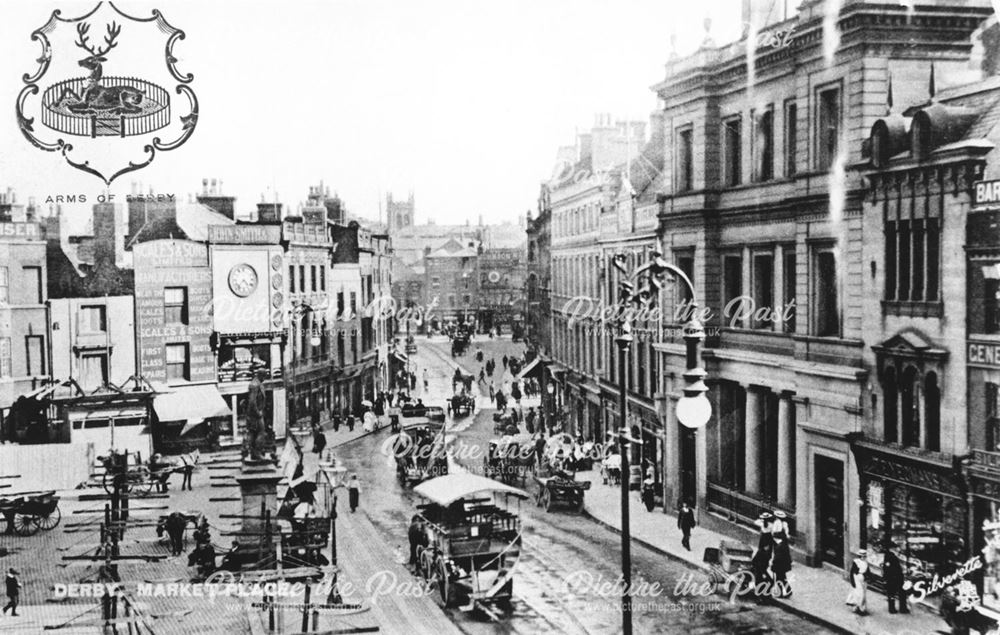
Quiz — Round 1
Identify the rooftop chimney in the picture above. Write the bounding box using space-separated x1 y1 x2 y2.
197 177 236 219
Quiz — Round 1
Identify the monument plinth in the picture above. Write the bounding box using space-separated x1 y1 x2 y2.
235 460 283 535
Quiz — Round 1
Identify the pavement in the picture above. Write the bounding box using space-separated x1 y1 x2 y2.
577 468 946 635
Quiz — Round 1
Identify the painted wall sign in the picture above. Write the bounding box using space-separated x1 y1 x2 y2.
133 239 214 382
0 223 41 239
209 224 282 245
968 340 1000 368
974 180 1000 207
15 3 198 184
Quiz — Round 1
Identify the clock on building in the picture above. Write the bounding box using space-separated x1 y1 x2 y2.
228 263 258 297
488 270 501 284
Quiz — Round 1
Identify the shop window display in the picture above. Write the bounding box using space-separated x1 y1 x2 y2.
866 481 966 593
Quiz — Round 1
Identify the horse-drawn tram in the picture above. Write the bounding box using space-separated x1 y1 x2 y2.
412 473 527 611
389 419 449 486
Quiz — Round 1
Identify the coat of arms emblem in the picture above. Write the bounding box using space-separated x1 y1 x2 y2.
15 3 198 184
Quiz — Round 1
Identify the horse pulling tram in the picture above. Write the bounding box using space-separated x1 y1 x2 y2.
412 474 527 611
389 419 449 486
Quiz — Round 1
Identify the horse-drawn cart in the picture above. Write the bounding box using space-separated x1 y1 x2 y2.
533 473 590 513
449 393 475 418
0 491 61 536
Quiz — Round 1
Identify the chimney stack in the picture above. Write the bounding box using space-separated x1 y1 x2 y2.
197 177 237 219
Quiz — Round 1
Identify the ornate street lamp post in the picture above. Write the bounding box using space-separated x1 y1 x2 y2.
610 250 709 635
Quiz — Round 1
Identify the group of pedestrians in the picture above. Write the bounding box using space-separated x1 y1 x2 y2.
749 510 793 600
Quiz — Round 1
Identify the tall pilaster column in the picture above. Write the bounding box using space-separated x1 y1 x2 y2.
777 392 794 505
744 386 762 493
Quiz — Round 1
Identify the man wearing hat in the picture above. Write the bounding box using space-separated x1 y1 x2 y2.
2 567 20 616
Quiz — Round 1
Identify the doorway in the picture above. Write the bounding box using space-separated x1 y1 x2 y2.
816 455 845 567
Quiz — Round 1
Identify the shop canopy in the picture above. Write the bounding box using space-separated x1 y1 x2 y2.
515 357 544 381
413 473 528 506
392 351 408 363
153 384 231 434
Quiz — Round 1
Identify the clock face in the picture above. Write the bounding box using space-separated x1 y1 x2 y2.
228 264 258 297
488 270 501 284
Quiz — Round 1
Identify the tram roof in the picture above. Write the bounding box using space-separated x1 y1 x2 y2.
413 473 528 506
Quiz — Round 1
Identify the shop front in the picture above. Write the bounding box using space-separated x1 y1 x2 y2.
965 449 1000 621
851 438 968 603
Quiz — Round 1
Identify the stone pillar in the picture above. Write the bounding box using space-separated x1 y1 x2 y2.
744 386 762 493
777 392 794 505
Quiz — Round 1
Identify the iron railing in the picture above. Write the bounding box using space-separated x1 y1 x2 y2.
706 481 797 537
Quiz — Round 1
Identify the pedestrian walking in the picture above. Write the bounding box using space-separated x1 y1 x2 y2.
180 453 195 491
312 423 327 456
408 515 425 567
347 474 361 512
771 533 792 597
771 510 790 540
478 368 486 384
511 382 522 406
525 408 536 434
502 355 508 369
489 381 495 402
754 511 775 552
846 549 870 615
346 412 355 432
641 476 656 512
883 548 908 614
677 500 696 551
534 433 546 471
423 369 429 391
2 569 20 617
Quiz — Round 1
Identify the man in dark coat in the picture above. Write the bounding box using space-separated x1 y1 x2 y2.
312 424 327 456
677 500 696 551
2 568 20 616
883 548 908 613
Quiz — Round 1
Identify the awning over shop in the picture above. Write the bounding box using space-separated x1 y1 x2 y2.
515 357 544 381
153 384 232 424
392 351 408 363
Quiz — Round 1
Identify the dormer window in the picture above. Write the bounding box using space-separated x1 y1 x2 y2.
869 116 911 168
911 115 931 161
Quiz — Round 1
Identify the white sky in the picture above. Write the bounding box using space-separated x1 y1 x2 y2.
0 0 747 230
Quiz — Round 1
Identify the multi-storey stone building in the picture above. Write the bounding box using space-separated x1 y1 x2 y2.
651 0 995 578
549 114 645 442
526 189 552 356
0 191 48 421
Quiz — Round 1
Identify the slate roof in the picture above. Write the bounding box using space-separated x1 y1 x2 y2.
127 203 234 248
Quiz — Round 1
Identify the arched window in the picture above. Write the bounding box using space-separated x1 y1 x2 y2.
924 372 940 452
883 366 898 443
901 366 920 448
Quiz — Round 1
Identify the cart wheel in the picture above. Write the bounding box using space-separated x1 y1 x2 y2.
36 505 61 530
438 559 458 607
576 497 585 514
13 513 39 536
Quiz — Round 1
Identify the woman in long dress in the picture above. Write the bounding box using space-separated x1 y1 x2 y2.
846 549 870 614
